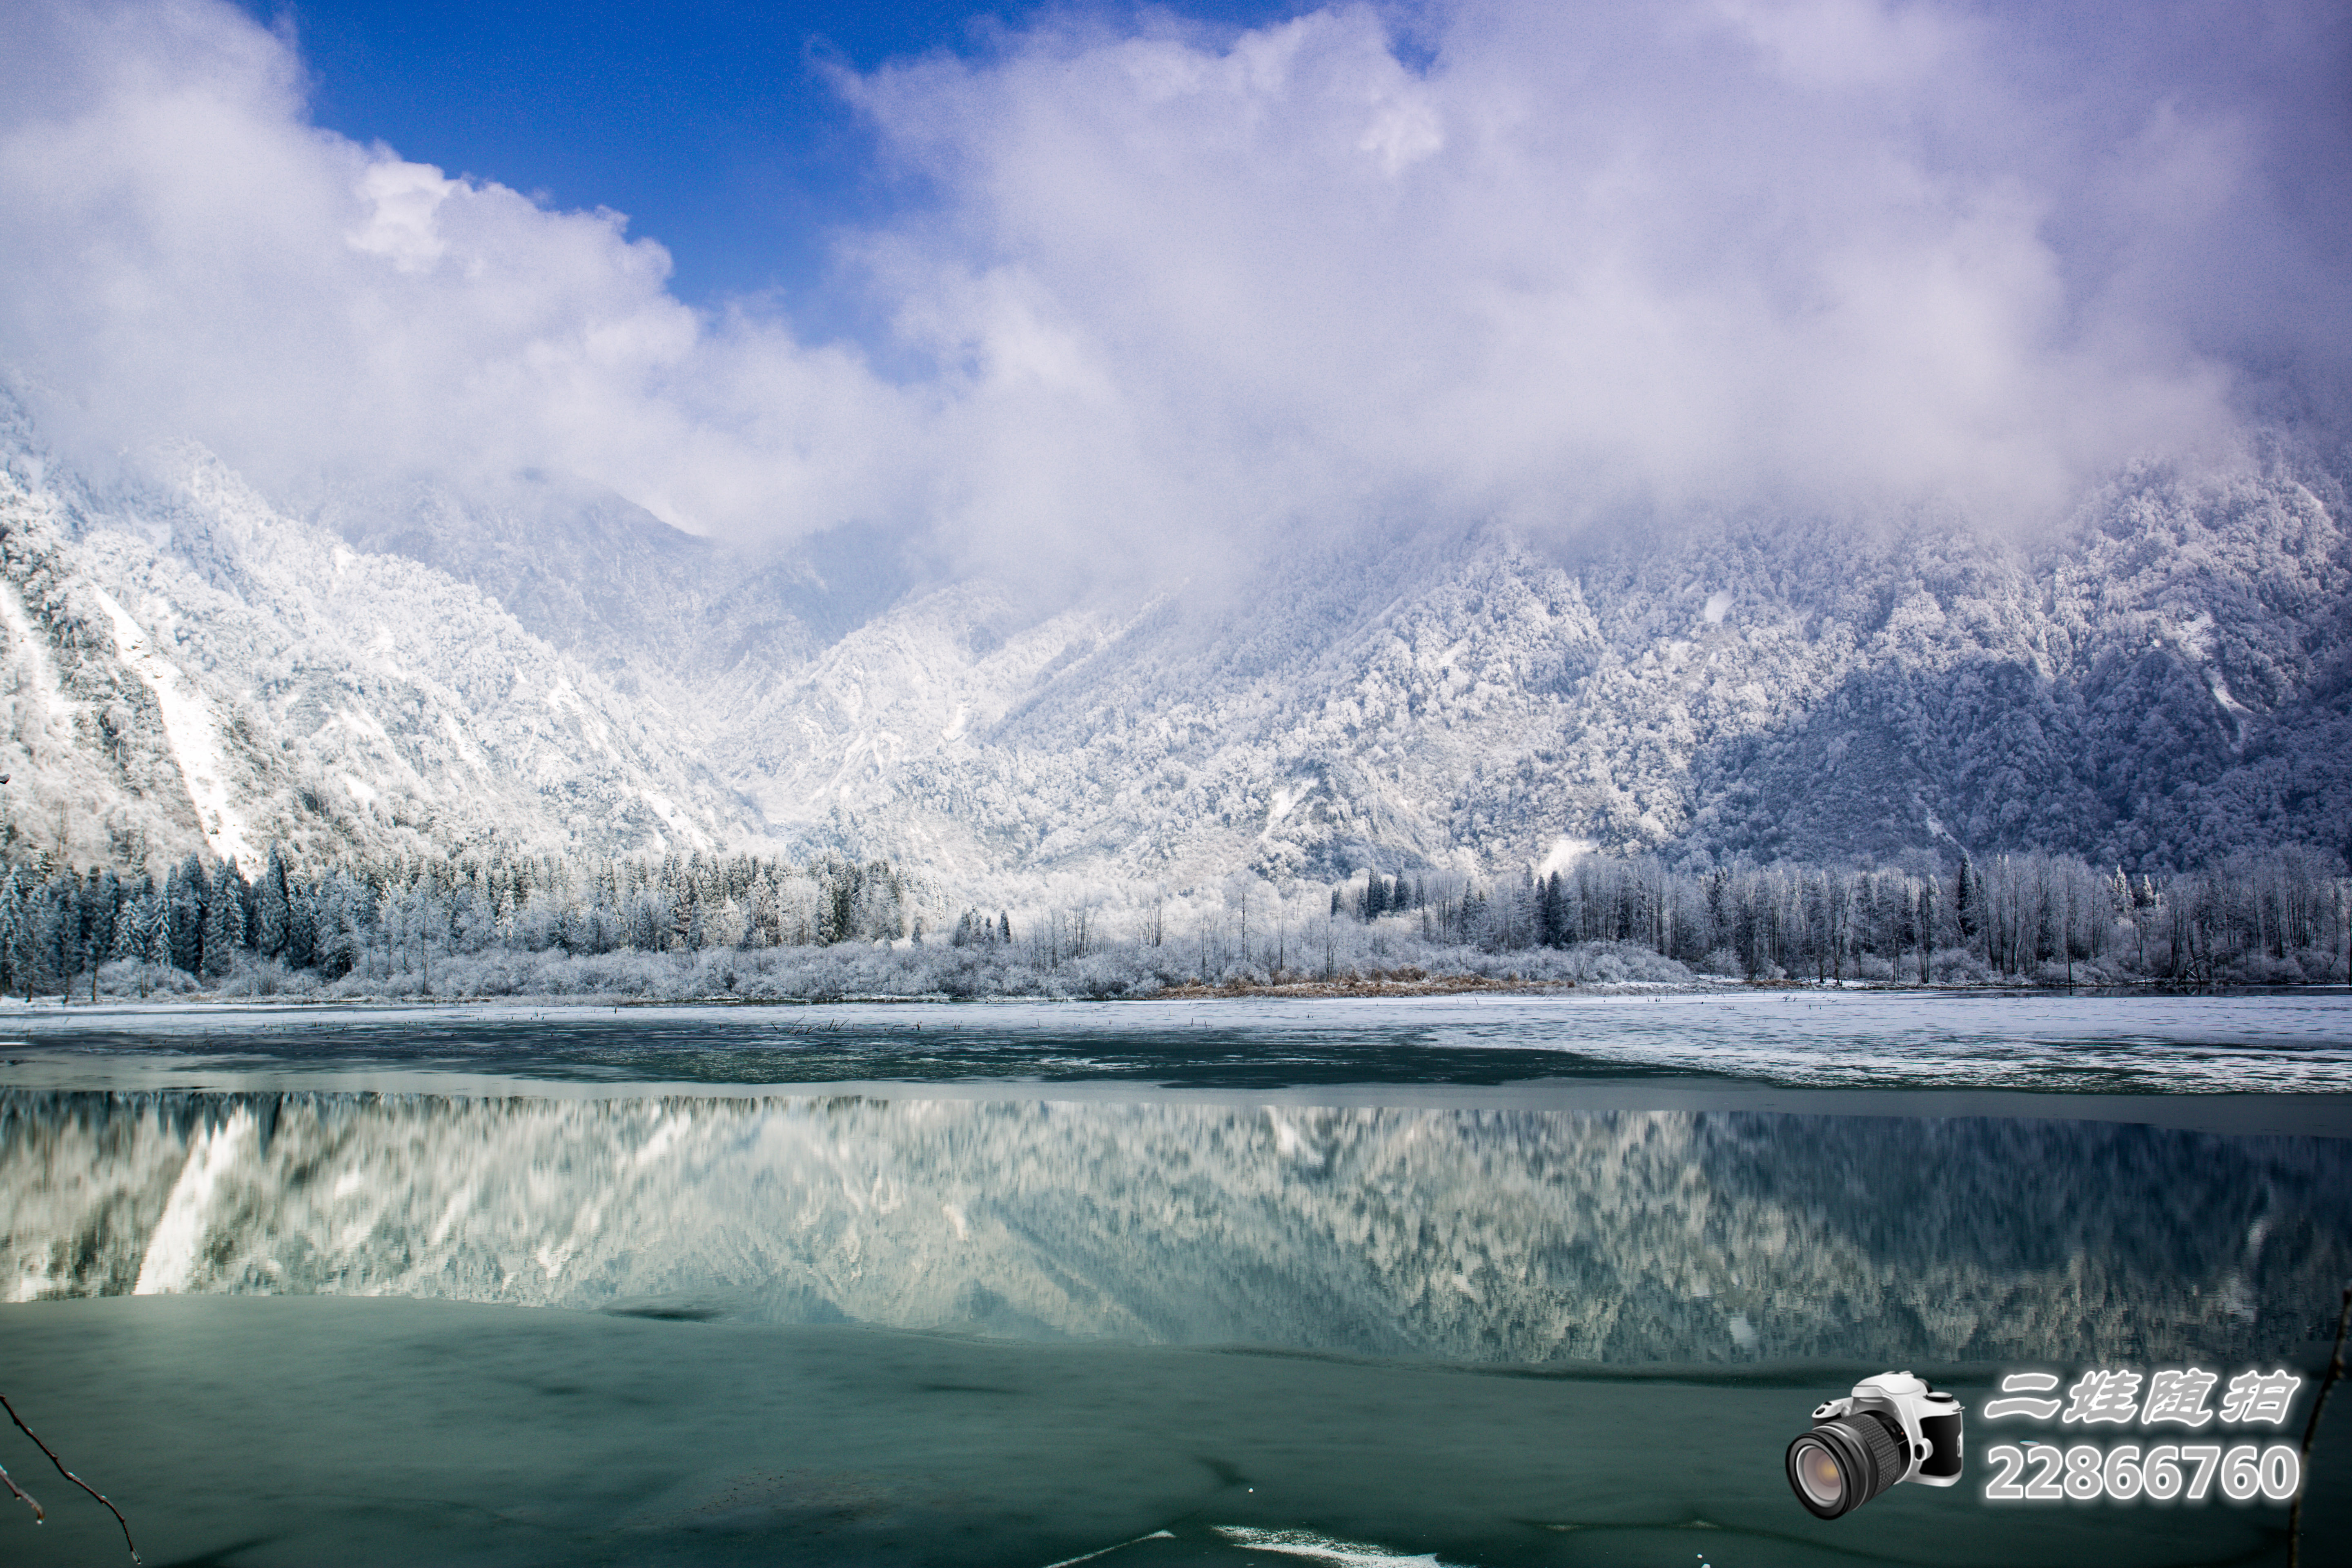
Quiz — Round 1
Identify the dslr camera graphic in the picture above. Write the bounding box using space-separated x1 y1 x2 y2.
1786 1371 1965 1518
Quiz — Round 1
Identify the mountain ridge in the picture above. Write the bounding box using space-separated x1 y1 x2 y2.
1 391 2346 889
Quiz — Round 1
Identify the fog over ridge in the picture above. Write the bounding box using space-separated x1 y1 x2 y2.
1 0 2341 587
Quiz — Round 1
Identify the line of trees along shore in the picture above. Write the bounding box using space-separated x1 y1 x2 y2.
0 847 909 1000
0 839 2343 1000
1493 846 2349 986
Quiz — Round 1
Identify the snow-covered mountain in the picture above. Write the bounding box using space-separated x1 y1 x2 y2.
0 413 764 866
2 387 2346 886
704 447 2352 885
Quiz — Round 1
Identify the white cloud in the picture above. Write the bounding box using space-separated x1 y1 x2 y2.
346 159 457 274
0 0 2339 583
0 0 917 537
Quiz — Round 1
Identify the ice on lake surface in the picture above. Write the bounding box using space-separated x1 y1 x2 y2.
2 992 2349 1566
4 989 2352 1098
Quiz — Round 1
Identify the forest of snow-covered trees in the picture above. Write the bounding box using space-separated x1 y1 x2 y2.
0 836 2344 1003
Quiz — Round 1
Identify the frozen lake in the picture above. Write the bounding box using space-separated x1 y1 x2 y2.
6 988 2352 1100
2 992 2349 1565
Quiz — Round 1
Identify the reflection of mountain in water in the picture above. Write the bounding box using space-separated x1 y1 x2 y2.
4 1092 2345 1364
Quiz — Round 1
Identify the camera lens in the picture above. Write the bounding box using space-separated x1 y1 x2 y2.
1790 1437 1847 1508
1785 1411 1907 1519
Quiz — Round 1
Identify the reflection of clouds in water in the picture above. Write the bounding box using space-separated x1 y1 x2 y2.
4 1091 2346 1364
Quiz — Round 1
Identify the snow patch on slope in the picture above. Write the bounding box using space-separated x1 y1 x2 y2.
89 585 256 866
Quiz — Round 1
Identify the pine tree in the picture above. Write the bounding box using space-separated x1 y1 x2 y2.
111 877 145 962
310 876 353 978
82 869 120 997
34 878 72 997
1916 881 1935 984
134 890 168 967
0 871 23 1000
256 844 290 958
1954 852 1980 950
167 856 205 973
854 860 904 941
201 869 246 980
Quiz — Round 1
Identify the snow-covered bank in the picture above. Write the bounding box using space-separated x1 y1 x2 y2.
15 948 2352 1014
36 935 1693 1004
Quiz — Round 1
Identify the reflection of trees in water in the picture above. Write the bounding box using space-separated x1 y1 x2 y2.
4 1091 2345 1365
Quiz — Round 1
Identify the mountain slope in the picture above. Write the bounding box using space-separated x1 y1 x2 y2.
308 473 913 713
708 449 2352 883
0 425 763 867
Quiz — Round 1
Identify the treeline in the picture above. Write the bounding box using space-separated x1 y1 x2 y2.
1428 845 2351 986
0 837 2343 1001
0 846 909 1000
972 846 2350 990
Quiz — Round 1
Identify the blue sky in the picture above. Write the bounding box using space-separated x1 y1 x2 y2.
242 0 1311 305
6 0 2344 566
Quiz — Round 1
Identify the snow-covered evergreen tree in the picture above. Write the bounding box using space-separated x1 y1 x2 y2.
0 871 23 999
255 844 290 958
166 858 205 974
200 864 247 980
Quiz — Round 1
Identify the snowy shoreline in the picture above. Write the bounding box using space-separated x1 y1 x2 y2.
2 973 2348 1012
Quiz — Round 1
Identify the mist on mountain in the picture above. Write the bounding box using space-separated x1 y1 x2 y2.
6 0 2343 562
0 0 2346 891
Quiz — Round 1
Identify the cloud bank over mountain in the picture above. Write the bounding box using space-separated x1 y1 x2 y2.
3 0 2343 582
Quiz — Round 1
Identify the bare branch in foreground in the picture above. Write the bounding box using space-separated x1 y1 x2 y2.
0 1459 43 1522
2289 1283 2352 1568
0 1392 138 1563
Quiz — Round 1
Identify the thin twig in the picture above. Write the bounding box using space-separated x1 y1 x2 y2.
0 1459 42 1522
2289 1284 2352 1568
0 1392 137 1563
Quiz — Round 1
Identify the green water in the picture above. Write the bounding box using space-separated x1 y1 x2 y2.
2 1296 2339 1567
2 994 2348 1565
